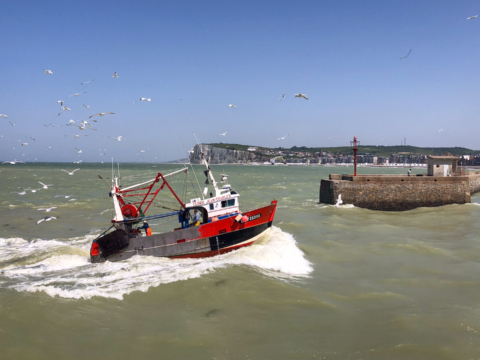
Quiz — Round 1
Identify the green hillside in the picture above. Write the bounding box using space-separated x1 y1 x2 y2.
208 143 479 157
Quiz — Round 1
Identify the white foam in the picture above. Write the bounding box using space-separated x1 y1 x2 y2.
0 227 312 300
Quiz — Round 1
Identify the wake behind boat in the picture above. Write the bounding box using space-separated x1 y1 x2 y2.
90 150 277 263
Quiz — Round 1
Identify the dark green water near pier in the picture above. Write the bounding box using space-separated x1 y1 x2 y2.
1 163 480 359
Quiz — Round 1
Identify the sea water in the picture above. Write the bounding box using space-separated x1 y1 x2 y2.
1 163 480 359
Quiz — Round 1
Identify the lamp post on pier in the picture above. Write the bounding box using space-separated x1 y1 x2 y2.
350 136 360 176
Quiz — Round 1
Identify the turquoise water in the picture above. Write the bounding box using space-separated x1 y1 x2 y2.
1 163 480 359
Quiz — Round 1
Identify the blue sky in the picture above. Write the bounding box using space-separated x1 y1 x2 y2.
1 0 479 162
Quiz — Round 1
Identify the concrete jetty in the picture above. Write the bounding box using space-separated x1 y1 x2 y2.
320 156 480 211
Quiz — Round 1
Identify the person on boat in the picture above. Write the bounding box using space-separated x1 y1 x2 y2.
191 210 202 226
407 169 412 177
138 220 152 236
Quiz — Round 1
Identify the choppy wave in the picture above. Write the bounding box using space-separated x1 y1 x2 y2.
0 226 312 300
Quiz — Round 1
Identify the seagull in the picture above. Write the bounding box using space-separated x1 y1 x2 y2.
400 49 412 60
219 132 227 136
9 121 16 126
335 194 343 208
68 92 86 97
81 79 94 85
74 134 87 139
13 188 29 195
114 136 122 141
89 112 115 118
30 137 36 141
228 104 237 108
83 104 89 108
75 147 82 154
61 169 80 175
57 100 64 106
467 15 478 20
113 72 119 78
279 94 286 101
30 188 42 193
139 150 145 153
0 114 7 118
37 216 57 225
3 160 25 164
43 69 53 75
73 160 82 164
438 128 443 132
68 120 75 125
43 123 52 127
140 98 151 101
278 135 289 140
54 195 74 198
36 207 57 212
63 106 71 111
295 93 308 100
21 143 28 146
47 146 51 150
38 182 53 189
56 113 61 116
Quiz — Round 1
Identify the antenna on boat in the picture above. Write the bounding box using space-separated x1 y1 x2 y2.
111 157 114 182
192 132 206 200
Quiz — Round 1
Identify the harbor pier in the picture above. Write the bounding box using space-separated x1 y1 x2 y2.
320 156 480 211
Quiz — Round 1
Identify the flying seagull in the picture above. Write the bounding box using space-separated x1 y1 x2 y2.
38 182 53 189
75 147 82 154
81 79 94 85
295 93 308 100
438 128 443 132
36 207 57 212
113 72 119 78
1 114 7 118
219 132 227 136
279 94 286 101
30 188 42 193
3 160 25 164
57 100 64 106
61 169 80 175
74 134 87 139
30 137 36 141
9 121 16 126
467 15 478 20
83 104 89 108
140 98 151 101
37 216 57 225
13 188 29 195
56 113 61 116
278 135 289 140
54 195 74 198
89 112 115 118
21 143 28 146
68 92 87 97
43 69 53 75
63 106 71 111
43 123 52 127
114 136 122 141
400 49 412 60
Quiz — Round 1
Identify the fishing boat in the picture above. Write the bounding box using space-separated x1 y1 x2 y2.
90 150 277 263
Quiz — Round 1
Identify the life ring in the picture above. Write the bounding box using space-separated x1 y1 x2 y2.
121 204 138 218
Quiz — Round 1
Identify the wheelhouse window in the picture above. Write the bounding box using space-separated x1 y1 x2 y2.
209 204 214 210
221 199 236 208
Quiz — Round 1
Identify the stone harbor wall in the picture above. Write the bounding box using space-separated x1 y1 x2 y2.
189 144 270 164
320 174 480 211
